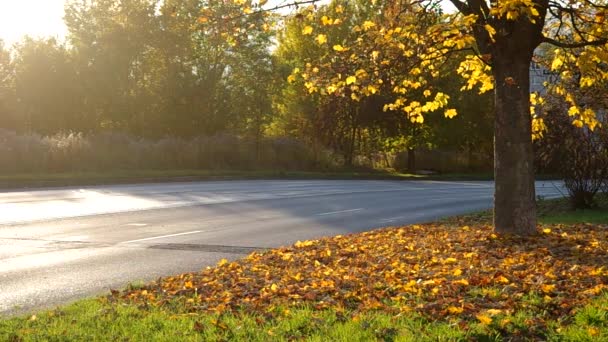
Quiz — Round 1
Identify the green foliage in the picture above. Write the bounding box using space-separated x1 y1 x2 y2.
0 0 499 173
0 0 278 139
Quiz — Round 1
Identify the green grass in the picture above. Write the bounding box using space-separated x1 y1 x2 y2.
537 194 608 225
540 210 608 224
447 195 608 226
1 295 606 341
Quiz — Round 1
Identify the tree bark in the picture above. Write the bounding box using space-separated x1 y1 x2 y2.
407 147 416 172
462 0 548 236
492 55 537 235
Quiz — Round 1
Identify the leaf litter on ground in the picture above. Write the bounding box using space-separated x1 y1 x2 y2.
116 220 608 333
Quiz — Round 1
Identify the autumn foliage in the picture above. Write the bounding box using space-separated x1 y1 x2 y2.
119 220 608 333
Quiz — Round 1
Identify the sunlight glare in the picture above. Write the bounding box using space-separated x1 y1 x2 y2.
0 0 67 44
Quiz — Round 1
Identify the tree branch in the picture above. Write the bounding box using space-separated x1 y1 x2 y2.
542 36 608 48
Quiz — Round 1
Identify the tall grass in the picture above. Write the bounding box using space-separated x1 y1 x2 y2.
0 130 339 174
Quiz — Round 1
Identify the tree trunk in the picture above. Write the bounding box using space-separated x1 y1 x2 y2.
345 109 359 168
492 56 537 235
407 147 416 172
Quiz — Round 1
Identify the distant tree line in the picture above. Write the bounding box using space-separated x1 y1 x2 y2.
0 0 496 172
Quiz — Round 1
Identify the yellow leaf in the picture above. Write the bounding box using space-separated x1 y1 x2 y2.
500 318 512 327
453 279 469 286
447 306 463 314
486 309 502 316
453 269 463 276
362 21 375 30
444 109 458 119
484 24 496 42
444 257 458 264
496 275 510 284
302 26 313 35
270 284 278 292
568 106 580 116
315 34 327 45
346 76 357 85
588 327 600 336
476 314 493 325
542 228 551 234
551 56 564 71
333 44 346 52
541 284 556 294
580 77 595 87
295 240 314 248
582 284 606 295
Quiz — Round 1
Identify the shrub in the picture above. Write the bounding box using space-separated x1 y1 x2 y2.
537 111 608 209
0 130 338 174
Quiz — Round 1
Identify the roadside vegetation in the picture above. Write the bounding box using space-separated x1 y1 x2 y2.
0 0 498 181
1 199 606 341
0 170 498 190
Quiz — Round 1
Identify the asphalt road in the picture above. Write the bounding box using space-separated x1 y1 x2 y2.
0 179 565 315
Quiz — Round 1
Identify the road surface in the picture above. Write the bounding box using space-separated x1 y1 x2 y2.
0 179 564 315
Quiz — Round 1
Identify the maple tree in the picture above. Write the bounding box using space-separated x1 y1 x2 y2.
286 0 608 235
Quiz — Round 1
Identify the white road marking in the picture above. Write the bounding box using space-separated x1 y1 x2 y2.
380 216 405 223
429 196 492 201
126 223 148 227
315 208 363 216
121 230 202 244
422 181 492 187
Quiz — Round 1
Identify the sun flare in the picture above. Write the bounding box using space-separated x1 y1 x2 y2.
0 0 67 44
